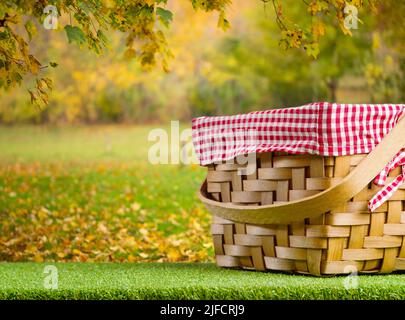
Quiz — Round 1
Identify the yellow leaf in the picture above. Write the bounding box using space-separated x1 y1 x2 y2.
128 255 137 262
217 11 230 31
85 234 95 241
124 48 136 60
38 207 51 219
29 55 41 75
131 202 141 211
97 223 109 234
139 228 148 236
167 249 181 261
120 236 136 248
34 254 44 262
312 21 325 38
372 32 381 51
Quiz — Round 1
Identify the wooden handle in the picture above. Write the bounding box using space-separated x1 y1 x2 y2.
198 115 405 224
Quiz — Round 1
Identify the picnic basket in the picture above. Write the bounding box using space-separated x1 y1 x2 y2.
194 104 405 276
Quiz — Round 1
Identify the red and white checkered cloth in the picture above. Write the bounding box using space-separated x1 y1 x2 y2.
192 102 405 212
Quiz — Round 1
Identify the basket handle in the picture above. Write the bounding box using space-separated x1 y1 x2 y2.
198 115 405 224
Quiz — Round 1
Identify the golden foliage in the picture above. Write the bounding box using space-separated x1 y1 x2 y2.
0 0 231 104
0 162 213 262
0 0 382 105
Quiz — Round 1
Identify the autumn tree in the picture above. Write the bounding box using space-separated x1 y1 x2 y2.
0 0 380 105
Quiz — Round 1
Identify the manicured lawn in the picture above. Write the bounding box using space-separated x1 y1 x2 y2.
0 125 211 263
0 262 404 300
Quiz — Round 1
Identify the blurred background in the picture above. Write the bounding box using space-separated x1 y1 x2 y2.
1 0 404 263
1 0 404 124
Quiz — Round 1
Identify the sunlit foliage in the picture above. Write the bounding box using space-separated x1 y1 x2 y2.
0 0 382 105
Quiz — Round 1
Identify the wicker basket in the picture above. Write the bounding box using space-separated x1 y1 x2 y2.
198 117 405 276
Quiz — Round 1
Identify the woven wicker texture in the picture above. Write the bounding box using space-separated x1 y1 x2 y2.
206 153 405 275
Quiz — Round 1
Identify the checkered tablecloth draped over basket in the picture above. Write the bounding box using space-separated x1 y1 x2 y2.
192 102 405 212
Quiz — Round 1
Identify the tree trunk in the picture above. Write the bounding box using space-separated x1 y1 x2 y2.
327 78 338 102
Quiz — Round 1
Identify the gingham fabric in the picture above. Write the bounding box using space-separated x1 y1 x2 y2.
370 150 405 211
192 102 405 212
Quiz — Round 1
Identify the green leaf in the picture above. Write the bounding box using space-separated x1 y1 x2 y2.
25 21 37 41
97 30 109 47
78 1 91 13
156 7 173 27
64 25 86 46
305 42 320 59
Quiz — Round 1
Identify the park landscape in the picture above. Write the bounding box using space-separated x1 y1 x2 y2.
1 0 405 299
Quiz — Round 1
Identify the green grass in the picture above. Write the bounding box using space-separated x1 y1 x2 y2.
0 125 204 214
0 125 160 163
0 125 210 262
0 262 404 300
